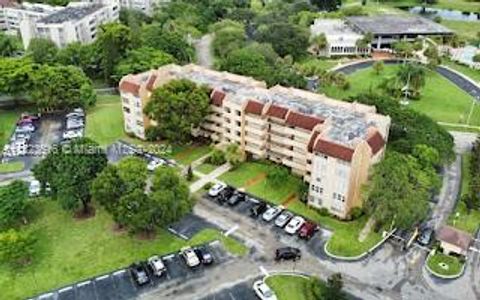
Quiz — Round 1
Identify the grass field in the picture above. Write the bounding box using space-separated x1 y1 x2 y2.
448 154 480 234
441 20 480 42
196 162 218 174
427 252 464 276
324 65 480 126
219 161 382 257
378 0 480 12
0 200 246 300
265 275 317 300
0 109 20 150
0 161 24 173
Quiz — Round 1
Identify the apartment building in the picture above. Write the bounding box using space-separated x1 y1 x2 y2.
119 64 391 219
0 1 62 34
19 2 119 48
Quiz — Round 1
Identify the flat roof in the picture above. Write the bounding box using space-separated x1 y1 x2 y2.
346 15 452 35
311 19 363 45
39 4 102 24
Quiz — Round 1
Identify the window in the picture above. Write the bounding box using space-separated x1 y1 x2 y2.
123 107 130 113
136 120 144 127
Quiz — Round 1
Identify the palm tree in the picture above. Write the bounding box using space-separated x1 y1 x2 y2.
396 63 426 99
310 34 327 55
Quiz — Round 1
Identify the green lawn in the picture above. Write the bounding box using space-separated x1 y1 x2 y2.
85 94 127 146
265 275 317 300
379 0 480 12
0 200 246 300
324 65 480 126
0 161 24 173
196 162 218 174
219 161 382 257
426 252 464 277
170 144 212 165
442 60 480 84
448 154 480 234
441 20 480 42
0 109 20 150
296 58 343 73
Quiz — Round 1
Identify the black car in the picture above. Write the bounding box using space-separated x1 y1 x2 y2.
217 186 235 204
130 262 150 285
275 247 301 261
417 227 434 246
250 201 268 217
228 191 245 206
194 246 214 265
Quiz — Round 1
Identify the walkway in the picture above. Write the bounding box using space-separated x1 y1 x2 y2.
194 34 214 69
189 163 231 193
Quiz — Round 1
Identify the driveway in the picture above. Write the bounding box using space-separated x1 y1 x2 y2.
194 34 214 69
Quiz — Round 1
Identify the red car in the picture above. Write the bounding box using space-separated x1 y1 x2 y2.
298 221 318 240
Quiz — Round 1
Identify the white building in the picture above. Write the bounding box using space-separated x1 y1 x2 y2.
310 19 370 57
20 2 119 48
118 0 169 15
0 1 63 34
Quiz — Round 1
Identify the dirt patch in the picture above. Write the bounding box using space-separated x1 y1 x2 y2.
112 223 127 234
74 206 96 220
243 173 267 189
136 230 156 240
280 193 298 207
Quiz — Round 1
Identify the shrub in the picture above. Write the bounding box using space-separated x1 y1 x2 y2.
349 207 364 220
207 149 226 165
318 207 330 216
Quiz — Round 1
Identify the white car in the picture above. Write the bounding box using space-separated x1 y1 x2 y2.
147 158 166 171
63 129 83 140
253 280 277 300
262 205 283 222
208 183 226 197
180 247 200 268
148 255 166 276
28 179 41 197
275 211 294 228
284 216 305 235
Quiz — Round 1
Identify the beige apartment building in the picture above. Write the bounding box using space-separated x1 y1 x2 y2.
119 64 391 219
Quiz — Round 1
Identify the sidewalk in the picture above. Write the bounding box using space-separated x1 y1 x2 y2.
189 163 231 193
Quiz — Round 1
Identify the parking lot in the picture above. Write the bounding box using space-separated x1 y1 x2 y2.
169 213 219 240
198 278 259 300
203 188 333 260
31 241 232 300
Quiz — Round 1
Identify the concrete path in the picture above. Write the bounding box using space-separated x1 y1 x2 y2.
194 34 214 69
189 163 231 193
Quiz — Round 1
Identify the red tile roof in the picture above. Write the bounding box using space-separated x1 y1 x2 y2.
210 90 226 106
307 131 320 152
313 138 354 161
245 100 264 115
119 80 140 96
285 111 324 131
437 226 472 252
367 131 385 155
146 74 157 91
0 0 14 7
265 104 289 119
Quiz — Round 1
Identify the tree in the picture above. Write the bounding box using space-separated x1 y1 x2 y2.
141 24 195 63
113 47 175 82
91 165 124 215
0 32 21 57
364 151 436 229
32 138 108 216
356 32 373 50
225 143 243 168
95 23 134 82
424 45 441 68
212 25 247 58
372 61 384 75
30 65 96 110
0 229 36 267
412 144 440 169
255 22 309 59
392 41 414 58
56 43 101 79
116 189 153 233
310 33 327 55
27 38 58 65
207 149 227 165
473 53 480 63
396 63 426 98
0 180 29 228
144 79 211 143
267 165 290 187
0 57 34 97
219 46 271 80
116 156 148 193
186 165 194 181
311 0 342 11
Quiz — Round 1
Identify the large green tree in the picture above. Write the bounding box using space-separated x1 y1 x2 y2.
56 43 101 79
0 58 34 97
255 22 309 59
27 38 58 65
113 47 175 82
0 33 21 57
32 138 108 215
141 24 195 63
311 0 342 11
95 23 134 82
144 79 211 143
212 23 247 58
0 180 29 229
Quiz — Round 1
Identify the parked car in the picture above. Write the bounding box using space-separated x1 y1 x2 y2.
147 255 166 277
19 113 39 121
16 124 35 133
417 227 434 246
262 206 283 222
250 201 268 217
130 262 150 286
275 247 301 261
11 132 31 142
63 129 83 140
298 221 318 240
208 183 227 197
252 280 277 300
66 119 84 130
147 158 166 171
194 246 214 265
274 211 294 228
227 191 245 206
217 186 235 203
284 216 305 235
180 246 200 268
17 118 34 126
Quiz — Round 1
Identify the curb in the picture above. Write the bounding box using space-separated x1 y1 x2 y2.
323 228 396 261
424 252 466 280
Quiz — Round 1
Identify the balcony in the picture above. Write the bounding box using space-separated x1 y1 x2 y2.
205 113 223 124
202 122 221 133
245 144 266 157
245 115 266 127
282 157 306 171
245 126 266 138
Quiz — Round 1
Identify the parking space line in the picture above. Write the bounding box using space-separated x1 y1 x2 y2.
209 240 221 246
77 280 91 287
58 286 73 293
96 274 109 281
113 269 126 276
224 225 239 237
259 266 269 276
38 293 54 299
162 254 175 260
